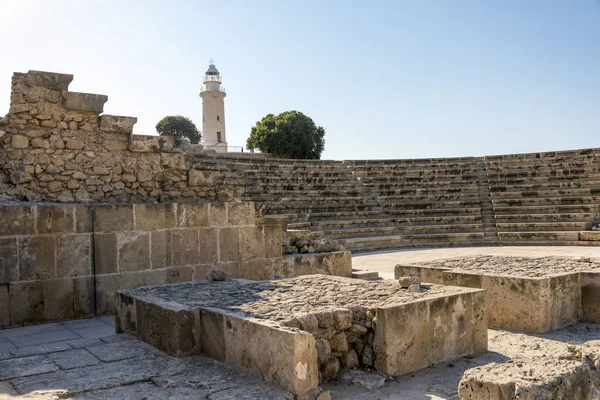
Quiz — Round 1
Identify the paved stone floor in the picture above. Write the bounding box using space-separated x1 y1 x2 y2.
352 246 600 279
2 316 600 399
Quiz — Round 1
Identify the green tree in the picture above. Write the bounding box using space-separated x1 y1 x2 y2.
246 111 325 159
156 115 201 146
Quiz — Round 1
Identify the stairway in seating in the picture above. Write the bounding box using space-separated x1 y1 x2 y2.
475 158 499 244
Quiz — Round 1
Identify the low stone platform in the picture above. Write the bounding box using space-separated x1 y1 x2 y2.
395 256 600 333
458 341 600 399
116 274 486 398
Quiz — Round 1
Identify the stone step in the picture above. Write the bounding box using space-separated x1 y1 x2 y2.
377 193 481 202
383 199 482 209
402 232 486 242
490 180 600 191
490 188 600 199
361 181 478 189
497 231 581 241
486 174 600 184
401 223 484 234
244 188 368 196
349 240 499 253
287 222 311 230
496 221 591 232
357 176 479 184
350 169 478 177
395 215 483 225
337 235 405 250
495 213 596 222
242 176 359 184
492 196 600 207
485 166 600 176
388 207 482 217
310 217 398 230
326 226 403 239
276 196 374 204
244 182 365 191
294 210 390 221
493 204 600 215
344 159 477 167
264 203 384 214
370 187 481 196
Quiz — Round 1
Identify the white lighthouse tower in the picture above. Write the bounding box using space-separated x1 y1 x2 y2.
199 60 227 151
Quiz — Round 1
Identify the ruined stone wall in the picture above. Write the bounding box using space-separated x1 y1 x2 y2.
0 70 240 203
0 201 288 327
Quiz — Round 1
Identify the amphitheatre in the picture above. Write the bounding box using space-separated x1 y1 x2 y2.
1 70 600 399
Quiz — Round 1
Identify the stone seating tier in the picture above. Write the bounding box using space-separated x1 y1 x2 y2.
192 148 600 252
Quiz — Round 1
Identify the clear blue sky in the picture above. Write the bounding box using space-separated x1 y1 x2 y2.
1 0 599 160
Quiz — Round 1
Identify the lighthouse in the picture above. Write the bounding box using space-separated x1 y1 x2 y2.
199 60 227 151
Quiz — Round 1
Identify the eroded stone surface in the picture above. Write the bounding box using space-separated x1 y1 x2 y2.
458 356 594 400
413 255 600 278
125 275 466 323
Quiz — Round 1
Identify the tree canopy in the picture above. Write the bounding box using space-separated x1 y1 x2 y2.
156 115 201 145
246 111 325 159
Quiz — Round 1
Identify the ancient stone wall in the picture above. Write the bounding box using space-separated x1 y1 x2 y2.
0 70 240 203
0 201 288 327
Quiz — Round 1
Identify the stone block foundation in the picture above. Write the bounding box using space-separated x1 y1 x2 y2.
116 274 486 397
395 255 600 333
0 202 351 327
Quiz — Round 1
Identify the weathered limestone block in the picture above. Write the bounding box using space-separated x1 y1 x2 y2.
94 204 134 232
0 284 10 327
19 236 56 280
208 203 228 226
73 276 95 317
198 228 218 264
458 357 594 400
9 281 44 325
151 231 167 268
228 202 257 225
239 226 265 261
63 91 108 113
580 231 600 241
25 70 73 91
219 227 240 262
56 234 91 277
134 204 168 230
177 203 209 227
43 278 74 321
374 289 486 376
581 272 600 322
223 315 319 397
135 298 199 357
264 224 283 258
100 115 137 134
395 258 584 333
315 251 352 277
117 231 150 272
170 229 200 266
37 205 75 234
94 233 118 274
0 238 19 284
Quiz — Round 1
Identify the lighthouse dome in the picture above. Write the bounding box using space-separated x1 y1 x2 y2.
205 63 220 76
